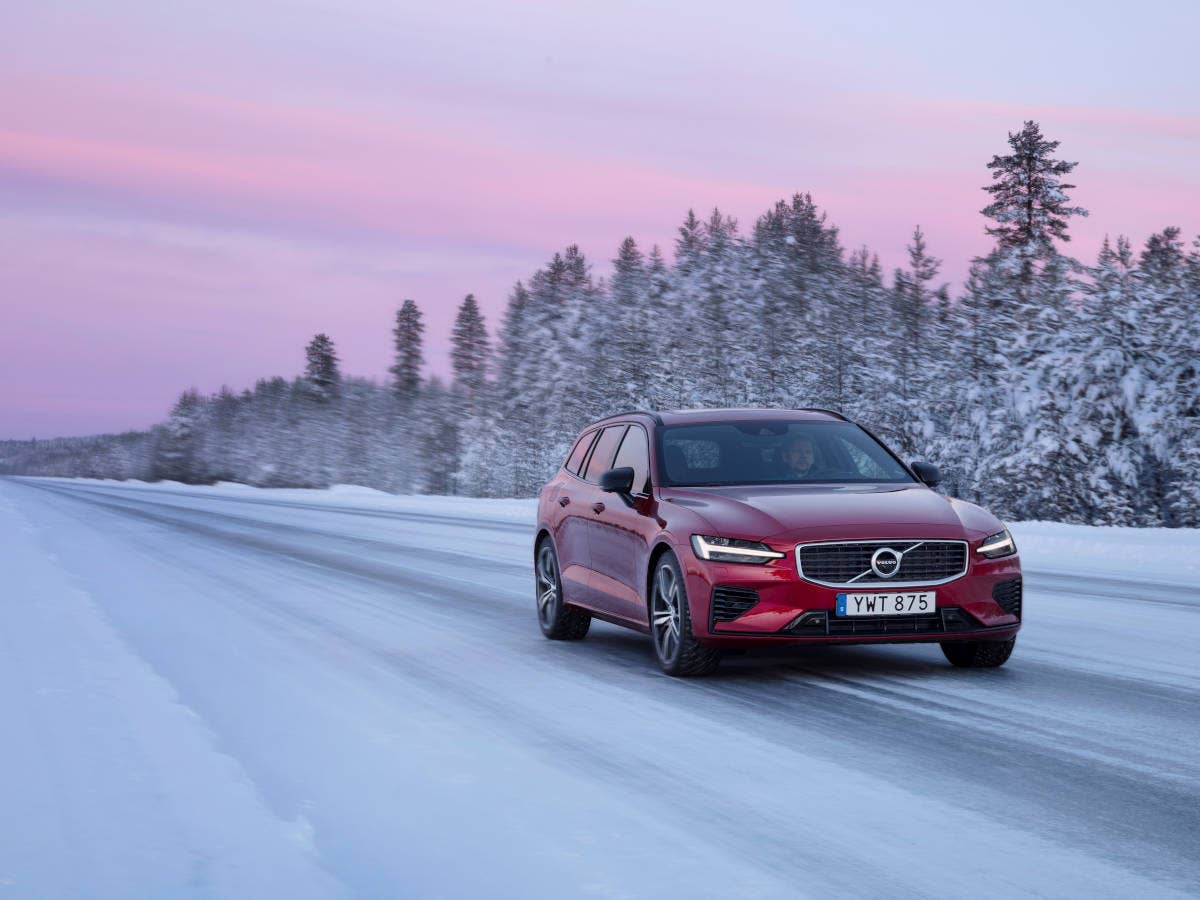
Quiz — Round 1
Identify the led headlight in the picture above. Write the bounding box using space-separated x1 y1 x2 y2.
977 528 1016 559
690 535 785 564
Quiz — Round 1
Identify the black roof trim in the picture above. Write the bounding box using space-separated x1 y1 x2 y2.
588 409 664 427
792 407 851 422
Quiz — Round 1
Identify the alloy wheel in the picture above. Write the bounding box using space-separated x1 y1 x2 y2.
652 563 682 662
536 544 561 627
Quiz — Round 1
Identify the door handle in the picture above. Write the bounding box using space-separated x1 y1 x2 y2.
592 502 606 514
558 496 570 507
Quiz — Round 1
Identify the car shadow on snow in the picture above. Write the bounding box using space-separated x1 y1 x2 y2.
579 621 1003 681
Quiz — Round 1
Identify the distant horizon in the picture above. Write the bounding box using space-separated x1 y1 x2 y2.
3 0 1198 439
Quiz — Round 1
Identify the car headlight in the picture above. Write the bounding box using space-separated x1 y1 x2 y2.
977 528 1016 559
690 535 785 564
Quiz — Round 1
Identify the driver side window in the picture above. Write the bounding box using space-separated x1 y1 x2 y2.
612 425 651 494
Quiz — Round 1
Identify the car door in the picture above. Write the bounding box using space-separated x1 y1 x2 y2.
571 424 628 614
588 423 656 626
552 429 600 605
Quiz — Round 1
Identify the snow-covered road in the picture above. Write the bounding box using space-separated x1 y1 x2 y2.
2 477 1198 899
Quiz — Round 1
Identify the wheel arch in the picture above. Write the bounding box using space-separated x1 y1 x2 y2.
644 540 677 613
534 527 553 562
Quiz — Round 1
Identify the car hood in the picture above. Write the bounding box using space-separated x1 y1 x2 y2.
662 483 1003 544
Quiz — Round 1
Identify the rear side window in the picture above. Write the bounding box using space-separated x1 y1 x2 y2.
564 430 597 475
583 425 628 483
612 425 651 494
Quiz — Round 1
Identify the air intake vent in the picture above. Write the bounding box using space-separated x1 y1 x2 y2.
827 614 944 636
711 586 759 624
993 578 1022 617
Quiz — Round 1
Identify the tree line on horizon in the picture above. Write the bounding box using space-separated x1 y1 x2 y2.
2 121 1197 527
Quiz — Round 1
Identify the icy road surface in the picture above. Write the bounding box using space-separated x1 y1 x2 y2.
2 477 1198 899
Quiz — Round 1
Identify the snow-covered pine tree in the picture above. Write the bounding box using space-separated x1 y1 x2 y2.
748 193 843 409
1167 234 1200 526
606 236 651 409
1136 227 1199 525
152 388 203 482
654 210 710 408
641 245 679 410
1002 250 1094 521
204 385 241 481
296 334 342 485
884 226 945 457
415 376 459 494
497 259 575 495
450 294 489 405
390 300 424 403
457 281 531 496
554 244 605 435
840 247 892 424
969 122 1090 518
1057 236 1143 523
745 214 793 409
694 208 750 406
982 120 1089 258
304 333 341 402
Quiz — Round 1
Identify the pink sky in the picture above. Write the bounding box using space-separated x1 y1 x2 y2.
2 0 1198 438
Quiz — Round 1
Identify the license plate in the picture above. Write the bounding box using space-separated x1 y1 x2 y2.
836 591 937 616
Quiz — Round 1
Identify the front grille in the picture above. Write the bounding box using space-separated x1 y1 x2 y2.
711 586 759 624
993 577 1022 617
827 613 944 636
797 540 968 587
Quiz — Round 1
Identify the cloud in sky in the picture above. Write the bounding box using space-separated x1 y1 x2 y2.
1 0 1197 438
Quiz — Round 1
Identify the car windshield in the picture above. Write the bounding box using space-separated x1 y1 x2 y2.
659 421 915 486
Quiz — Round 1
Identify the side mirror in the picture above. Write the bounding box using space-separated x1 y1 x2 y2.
599 466 636 497
910 461 940 488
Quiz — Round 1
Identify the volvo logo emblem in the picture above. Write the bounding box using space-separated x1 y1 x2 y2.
870 547 902 578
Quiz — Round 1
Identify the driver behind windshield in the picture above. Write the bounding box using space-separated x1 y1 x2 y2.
777 435 822 480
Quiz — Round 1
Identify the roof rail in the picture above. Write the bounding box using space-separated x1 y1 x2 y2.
591 409 664 426
794 407 850 421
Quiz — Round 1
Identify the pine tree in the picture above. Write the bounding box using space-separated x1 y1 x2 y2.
1135 227 1198 524
970 122 1090 518
886 226 945 456
749 193 844 409
642 245 678 409
152 388 203 482
415 377 459 494
694 208 748 406
841 246 891 421
554 244 603 433
450 294 489 402
675 209 705 275
390 300 424 402
607 236 650 408
654 213 711 407
303 333 341 402
982 120 1088 257
894 226 942 360
1065 236 1143 522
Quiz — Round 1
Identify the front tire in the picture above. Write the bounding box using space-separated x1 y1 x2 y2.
650 552 721 676
535 540 590 640
941 637 1016 668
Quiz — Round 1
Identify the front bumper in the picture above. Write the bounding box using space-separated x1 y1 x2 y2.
684 549 1022 648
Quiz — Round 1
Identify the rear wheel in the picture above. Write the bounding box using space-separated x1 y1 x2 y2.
535 541 590 640
651 552 721 677
941 637 1015 668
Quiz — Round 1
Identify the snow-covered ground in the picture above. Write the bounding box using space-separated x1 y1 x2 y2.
2 477 1198 899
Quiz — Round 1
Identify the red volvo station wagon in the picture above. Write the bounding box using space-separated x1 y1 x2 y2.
534 409 1021 676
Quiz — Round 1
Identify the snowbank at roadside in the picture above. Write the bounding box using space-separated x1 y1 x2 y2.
19 477 1199 585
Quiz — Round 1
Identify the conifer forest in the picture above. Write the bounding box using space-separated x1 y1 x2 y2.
4 122 1198 526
